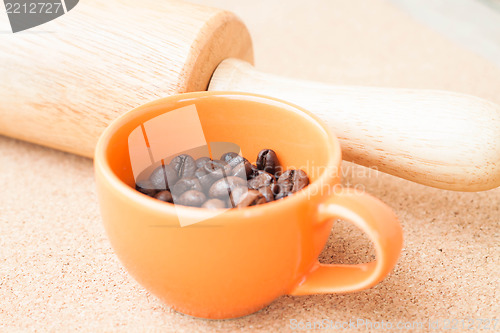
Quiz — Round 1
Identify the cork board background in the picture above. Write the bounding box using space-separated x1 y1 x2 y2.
1 0 499 331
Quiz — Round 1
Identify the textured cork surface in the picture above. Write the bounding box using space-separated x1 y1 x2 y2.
1 0 499 331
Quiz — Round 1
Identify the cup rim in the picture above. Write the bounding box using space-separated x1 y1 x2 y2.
94 91 342 223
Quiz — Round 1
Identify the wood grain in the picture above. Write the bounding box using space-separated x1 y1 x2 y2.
209 58 500 191
0 0 253 157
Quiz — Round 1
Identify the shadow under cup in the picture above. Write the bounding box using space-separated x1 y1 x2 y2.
94 92 342 319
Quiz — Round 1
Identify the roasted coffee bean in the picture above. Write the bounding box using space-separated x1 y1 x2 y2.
171 177 203 196
228 186 248 207
247 164 259 179
170 154 197 178
236 190 267 208
193 160 233 193
220 152 240 164
256 149 280 175
275 191 293 200
258 186 274 202
209 176 247 199
277 169 309 193
154 190 174 203
274 165 284 178
248 170 275 190
203 160 232 180
194 167 216 192
135 179 157 197
149 164 179 191
195 156 212 169
176 190 206 207
275 169 309 199
222 153 249 169
202 199 226 209
271 183 281 195
231 160 253 179
138 149 310 208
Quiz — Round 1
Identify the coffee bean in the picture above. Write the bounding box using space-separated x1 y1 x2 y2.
202 199 226 209
248 164 259 179
209 176 247 199
221 153 250 168
220 152 240 164
170 154 197 178
228 186 248 207
275 191 293 200
195 156 212 169
154 190 173 203
138 149 310 208
256 149 280 176
171 177 203 196
236 190 267 208
193 160 233 193
135 179 157 197
248 170 275 190
176 190 206 207
194 167 216 192
271 183 281 195
149 164 179 191
277 169 309 193
258 186 274 202
274 165 284 178
203 160 232 180
231 160 253 179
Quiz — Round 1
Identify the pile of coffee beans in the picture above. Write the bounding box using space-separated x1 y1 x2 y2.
135 149 309 209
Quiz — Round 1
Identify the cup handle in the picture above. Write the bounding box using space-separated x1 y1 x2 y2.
289 187 403 295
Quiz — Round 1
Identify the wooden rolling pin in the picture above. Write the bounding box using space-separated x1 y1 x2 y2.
1 0 499 191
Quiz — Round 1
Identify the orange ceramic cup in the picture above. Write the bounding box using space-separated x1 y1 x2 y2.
94 92 403 319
